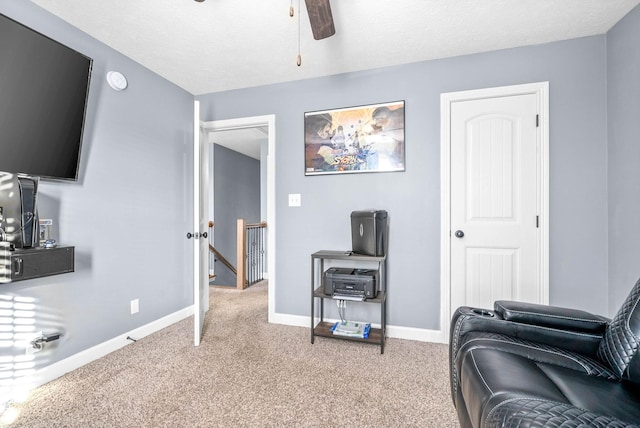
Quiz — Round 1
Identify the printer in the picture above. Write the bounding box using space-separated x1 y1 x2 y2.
323 267 378 299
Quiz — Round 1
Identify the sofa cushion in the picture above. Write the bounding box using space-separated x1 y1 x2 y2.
598 278 640 384
459 347 566 428
460 347 640 427
486 398 640 428
451 325 615 406
538 364 640 420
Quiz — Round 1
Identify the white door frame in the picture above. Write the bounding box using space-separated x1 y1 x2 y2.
439 82 549 342
202 115 277 321
193 100 209 346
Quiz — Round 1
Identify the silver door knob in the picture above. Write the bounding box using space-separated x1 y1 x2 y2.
455 230 464 238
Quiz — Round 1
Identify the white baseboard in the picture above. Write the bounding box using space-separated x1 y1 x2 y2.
269 312 448 344
386 325 448 344
30 305 194 390
269 312 308 328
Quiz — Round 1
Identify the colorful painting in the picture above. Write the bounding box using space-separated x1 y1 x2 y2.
304 101 405 175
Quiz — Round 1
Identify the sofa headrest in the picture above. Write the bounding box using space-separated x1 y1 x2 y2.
597 278 640 383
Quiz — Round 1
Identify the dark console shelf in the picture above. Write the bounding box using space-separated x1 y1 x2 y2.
311 250 387 353
4 245 74 283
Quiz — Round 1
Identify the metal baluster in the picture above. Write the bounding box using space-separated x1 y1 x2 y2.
253 227 257 283
260 226 264 281
247 228 252 285
249 227 254 284
258 227 262 281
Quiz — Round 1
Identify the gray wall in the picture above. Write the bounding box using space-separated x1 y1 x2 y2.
607 5 640 314
0 1 193 365
211 144 260 285
199 34 611 328
3 0 637 375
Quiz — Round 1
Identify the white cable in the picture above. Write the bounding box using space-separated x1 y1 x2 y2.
337 299 347 322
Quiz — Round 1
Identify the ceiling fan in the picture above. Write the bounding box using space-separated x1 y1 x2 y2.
194 0 334 64
304 0 335 40
194 0 335 40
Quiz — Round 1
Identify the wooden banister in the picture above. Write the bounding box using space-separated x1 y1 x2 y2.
207 220 236 278
209 244 237 276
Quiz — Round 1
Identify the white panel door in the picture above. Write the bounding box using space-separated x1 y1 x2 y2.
193 100 209 346
450 94 540 311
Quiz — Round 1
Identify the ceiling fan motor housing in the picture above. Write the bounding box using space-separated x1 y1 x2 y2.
305 0 336 40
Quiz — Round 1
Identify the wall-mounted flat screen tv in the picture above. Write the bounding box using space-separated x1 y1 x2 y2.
0 13 93 181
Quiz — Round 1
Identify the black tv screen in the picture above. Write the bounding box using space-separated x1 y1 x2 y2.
0 13 92 181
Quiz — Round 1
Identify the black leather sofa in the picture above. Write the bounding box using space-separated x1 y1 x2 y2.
449 278 640 428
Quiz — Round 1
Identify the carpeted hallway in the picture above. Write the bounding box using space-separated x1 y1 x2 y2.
4 281 458 427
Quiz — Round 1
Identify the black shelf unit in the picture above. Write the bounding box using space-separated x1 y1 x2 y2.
4 245 74 283
310 250 387 353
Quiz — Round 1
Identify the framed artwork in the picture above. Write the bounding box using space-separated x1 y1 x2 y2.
304 100 405 176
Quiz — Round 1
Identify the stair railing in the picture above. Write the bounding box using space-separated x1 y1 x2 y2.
208 220 266 289
208 221 236 281
237 219 267 289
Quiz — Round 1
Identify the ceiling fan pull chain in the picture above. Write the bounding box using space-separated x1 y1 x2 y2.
289 0 302 67
289 0 302 66
297 0 302 66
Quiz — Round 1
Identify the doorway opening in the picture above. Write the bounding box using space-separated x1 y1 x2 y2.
201 115 276 321
208 127 266 289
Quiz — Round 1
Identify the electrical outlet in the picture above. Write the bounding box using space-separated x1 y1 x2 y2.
288 193 301 207
130 299 139 314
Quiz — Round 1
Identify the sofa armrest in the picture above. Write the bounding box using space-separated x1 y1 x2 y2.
450 306 606 358
449 305 609 407
494 300 610 334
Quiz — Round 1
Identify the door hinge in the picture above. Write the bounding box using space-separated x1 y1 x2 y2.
536 215 539 228
536 114 540 127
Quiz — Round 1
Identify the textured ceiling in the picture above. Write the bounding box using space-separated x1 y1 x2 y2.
30 0 640 96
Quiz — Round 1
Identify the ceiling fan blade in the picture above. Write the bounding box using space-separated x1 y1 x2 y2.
305 0 336 40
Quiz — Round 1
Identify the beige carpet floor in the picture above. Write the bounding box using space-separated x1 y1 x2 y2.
4 281 459 427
